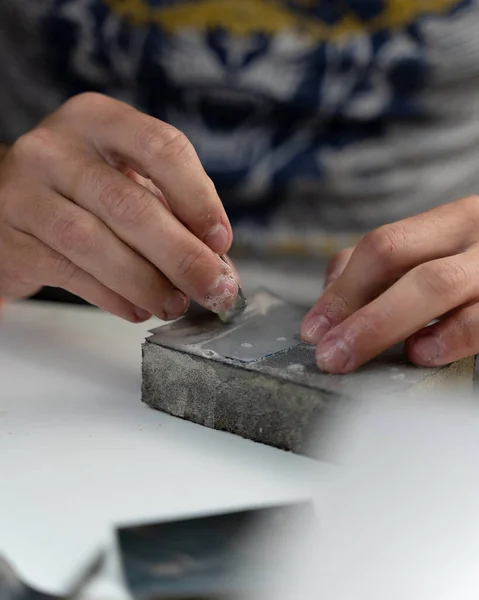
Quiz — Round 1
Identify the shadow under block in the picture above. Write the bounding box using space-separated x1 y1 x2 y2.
141 292 475 455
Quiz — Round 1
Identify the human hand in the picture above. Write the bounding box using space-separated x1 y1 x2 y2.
301 198 479 372
0 93 237 322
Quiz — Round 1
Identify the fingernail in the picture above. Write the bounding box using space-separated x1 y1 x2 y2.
204 264 238 313
301 313 332 344
316 335 352 373
164 290 189 320
204 224 229 253
413 333 441 363
134 306 152 322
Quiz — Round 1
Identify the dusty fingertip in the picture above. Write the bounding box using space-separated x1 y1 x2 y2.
204 276 238 313
202 260 238 313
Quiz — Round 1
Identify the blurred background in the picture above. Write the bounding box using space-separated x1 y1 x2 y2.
3 0 479 306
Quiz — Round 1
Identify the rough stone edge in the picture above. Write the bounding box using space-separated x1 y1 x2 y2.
141 342 476 455
141 341 339 455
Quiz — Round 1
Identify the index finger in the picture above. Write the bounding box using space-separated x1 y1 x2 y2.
49 153 238 314
301 199 479 345
314 251 479 373
64 93 232 254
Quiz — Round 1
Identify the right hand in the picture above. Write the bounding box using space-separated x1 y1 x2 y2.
0 93 238 322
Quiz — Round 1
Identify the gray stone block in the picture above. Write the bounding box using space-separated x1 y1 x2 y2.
141 292 475 455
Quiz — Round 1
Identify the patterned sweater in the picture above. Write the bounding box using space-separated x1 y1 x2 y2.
1 0 479 256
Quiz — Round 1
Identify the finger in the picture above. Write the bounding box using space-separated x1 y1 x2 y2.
313 251 479 373
406 303 479 366
12 191 189 320
120 166 169 206
50 157 238 313
4 230 148 322
59 267 152 323
0 228 44 298
323 248 354 290
301 197 479 344
64 94 232 254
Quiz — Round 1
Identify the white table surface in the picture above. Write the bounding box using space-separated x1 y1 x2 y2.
0 301 328 597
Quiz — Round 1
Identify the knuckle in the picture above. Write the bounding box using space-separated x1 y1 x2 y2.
52 212 96 255
163 129 194 162
12 128 57 163
99 181 155 227
141 122 194 162
61 92 110 117
48 253 79 286
359 224 406 266
416 260 469 299
176 244 209 279
137 122 163 158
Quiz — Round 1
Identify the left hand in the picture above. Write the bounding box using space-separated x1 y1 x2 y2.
301 196 479 373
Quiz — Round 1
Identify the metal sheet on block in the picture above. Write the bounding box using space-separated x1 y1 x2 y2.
148 291 306 364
